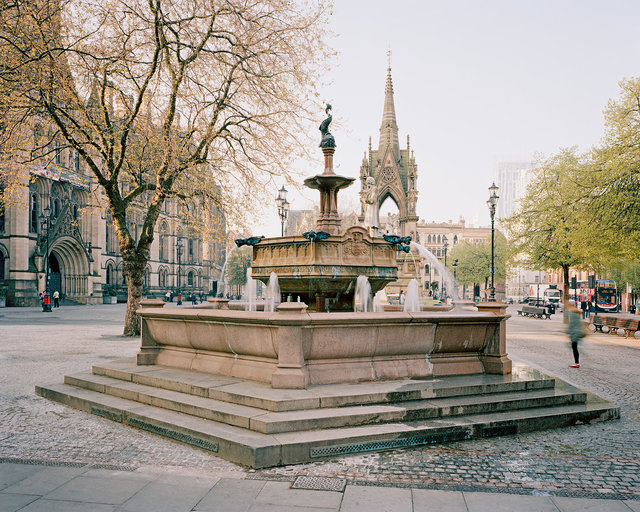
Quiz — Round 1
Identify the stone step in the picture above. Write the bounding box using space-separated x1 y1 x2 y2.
63 371 584 434
35 382 619 469
91 359 556 412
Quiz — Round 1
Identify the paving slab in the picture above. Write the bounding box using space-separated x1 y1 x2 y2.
2 466 86 495
412 488 467 511
464 491 559 512
0 462 44 490
340 485 412 512
247 505 338 512
119 480 215 512
551 496 638 511
44 474 149 505
17 498 117 511
195 478 267 511
625 501 640 512
0 492 39 512
253 481 343 509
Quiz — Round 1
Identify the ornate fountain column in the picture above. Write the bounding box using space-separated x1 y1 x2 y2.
303 105 354 235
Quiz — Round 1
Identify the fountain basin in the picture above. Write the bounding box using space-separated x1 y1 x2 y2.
137 301 512 389
251 226 398 311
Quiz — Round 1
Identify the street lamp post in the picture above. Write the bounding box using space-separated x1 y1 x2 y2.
276 186 290 237
39 206 52 312
452 258 458 298
442 235 448 300
486 182 500 302
176 237 183 304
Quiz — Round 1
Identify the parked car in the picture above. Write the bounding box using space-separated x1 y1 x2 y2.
504 297 514 304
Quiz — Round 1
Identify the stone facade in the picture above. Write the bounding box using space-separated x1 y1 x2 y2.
0 144 226 307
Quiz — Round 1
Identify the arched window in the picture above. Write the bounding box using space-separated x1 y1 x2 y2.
427 234 431 243
73 204 78 220
0 252 5 280
30 193 38 233
159 268 167 288
188 239 194 263
159 223 168 261
144 267 150 288
74 152 80 172
187 271 194 286
106 263 114 284
54 138 61 164
53 199 60 218
437 234 441 243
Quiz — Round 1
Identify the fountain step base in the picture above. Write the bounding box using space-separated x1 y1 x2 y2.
36 360 619 468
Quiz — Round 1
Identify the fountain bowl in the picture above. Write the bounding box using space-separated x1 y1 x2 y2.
251 226 397 311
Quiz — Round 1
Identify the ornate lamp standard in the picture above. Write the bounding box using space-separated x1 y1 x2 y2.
175 237 184 305
442 235 448 300
39 206 52 312
486 182 500 302
276 186 290 237
452 258 458 298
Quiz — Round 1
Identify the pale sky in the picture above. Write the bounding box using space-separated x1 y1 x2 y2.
254 0 640 237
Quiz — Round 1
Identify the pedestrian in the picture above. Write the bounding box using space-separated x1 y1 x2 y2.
566 304 586 368
399 290 405 305
165 291 171 302
585 299 592 318
39 291 45 306
580 299 587 319
53 290 60 308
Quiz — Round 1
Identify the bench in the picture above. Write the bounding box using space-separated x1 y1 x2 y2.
517 305 551 319
591 314 640 338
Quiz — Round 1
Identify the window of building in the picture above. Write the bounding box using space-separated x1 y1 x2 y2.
188 239 194 263
106 263 113 284
187 271 194 286
74 152 80 172
0 252 5 280
30 194 38 233
54 139 61 164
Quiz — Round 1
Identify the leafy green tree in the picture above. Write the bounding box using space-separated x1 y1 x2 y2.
448 234 507 297
504 148 591 304
581 77 640 261
226 246 252 296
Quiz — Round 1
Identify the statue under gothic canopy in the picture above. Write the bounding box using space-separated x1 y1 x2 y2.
362 176 379 236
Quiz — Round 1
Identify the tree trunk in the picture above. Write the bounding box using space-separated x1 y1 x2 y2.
122 255 146 336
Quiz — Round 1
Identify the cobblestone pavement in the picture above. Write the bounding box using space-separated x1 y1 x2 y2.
1 304 639 500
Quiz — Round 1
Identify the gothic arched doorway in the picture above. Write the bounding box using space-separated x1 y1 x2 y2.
48 252 61 295
49 236 90 303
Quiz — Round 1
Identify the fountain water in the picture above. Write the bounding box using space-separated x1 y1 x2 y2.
373 290 386 312
354 275 372 312
264 272 281 312
410 242 459 301
403 278 421 312
217 245 238 298
242 267 257 311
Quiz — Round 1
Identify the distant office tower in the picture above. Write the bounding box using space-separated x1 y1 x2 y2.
493 160 536 219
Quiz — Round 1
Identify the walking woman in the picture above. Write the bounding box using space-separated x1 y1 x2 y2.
566 304 586 368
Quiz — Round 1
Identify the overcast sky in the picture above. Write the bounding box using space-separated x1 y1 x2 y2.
254 0 640 237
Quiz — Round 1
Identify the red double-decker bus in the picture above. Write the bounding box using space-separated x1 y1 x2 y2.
595 279 618 312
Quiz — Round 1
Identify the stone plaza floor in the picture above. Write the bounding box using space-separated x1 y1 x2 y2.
1 302 640 510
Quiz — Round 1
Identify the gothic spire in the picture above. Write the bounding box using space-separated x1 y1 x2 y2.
378 55 399 157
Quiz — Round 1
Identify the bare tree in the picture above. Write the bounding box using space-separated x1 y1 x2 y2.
0 0 331 334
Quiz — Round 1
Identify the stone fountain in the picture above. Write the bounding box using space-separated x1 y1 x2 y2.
36 107 619 469
252 105 396 311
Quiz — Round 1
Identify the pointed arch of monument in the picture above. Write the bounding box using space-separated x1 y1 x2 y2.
377 184 407 218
